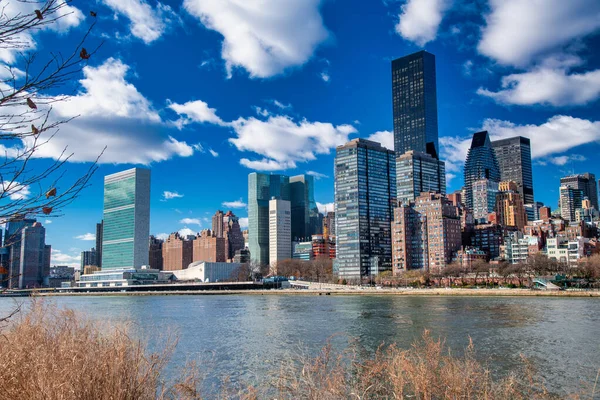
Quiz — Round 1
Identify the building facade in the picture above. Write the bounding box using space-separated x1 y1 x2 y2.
269 198 292 269
80 249 97 270
223 211 245 261
472 179 499 223
391 192 462 273
491 136 534 204
149 236 163 270
95 221 103 269
248 173 290 266
464 131 501 212
323 211 335 236
392 50 439 159
211 211 225 238
560 185 584 222
101 168 151 270
290 175 320 241
16 222 50 288
495 181 527 229
192 229 226 263
334 139 396 280
162 233 193 271
396 150 446 205
560 173 598 210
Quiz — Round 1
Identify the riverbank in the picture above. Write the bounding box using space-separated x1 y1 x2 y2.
28 287 600 297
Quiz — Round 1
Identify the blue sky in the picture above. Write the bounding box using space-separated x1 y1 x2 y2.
3 0 600 268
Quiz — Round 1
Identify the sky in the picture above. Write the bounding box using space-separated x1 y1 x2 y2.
2 0 600 268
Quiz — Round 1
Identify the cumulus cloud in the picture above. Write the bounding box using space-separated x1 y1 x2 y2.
547 154 587 166
222 199 247 208
102 0 178 44
75 233 96 241
316 202 334 214
155 233 169 241
180 218 201 226
477 67 600 106
395 0 451 46
178 227 196 237
182 0 329 78
51 249 81 269
163 191 183 200
168 99 225 127
2 182 30 201
306 171 328 180
367 130 394 150
440 115 600 174
238 217 249 229
5 58 202 165
478 0 600 67
230 116 356 171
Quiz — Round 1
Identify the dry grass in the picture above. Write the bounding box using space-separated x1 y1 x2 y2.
0 303 583 399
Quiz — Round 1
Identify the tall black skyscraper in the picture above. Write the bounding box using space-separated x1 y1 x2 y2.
392 50 439 159
491 136 534 205
464 131 501 211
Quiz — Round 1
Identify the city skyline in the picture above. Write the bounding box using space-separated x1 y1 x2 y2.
7 0 600 269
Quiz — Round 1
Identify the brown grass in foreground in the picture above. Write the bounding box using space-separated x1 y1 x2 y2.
0 303 588 399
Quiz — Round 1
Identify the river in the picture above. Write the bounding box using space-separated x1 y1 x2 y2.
1 294 598 396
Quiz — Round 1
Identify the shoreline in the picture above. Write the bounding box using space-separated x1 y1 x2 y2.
21 287 600 298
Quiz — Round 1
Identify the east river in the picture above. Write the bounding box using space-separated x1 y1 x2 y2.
1 294 598 396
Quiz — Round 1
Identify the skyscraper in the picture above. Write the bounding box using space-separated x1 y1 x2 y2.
392 50 439 159
334 138 396 280
80 249 97 270
162 233 193 271
223 211 244 261
560 173 598 210
149 236 163 270
18 222 50 289
464 131 501 212
289 175 320 241
269 198 291 270
559 185 584 222
472 179 499 223
95 221 103 269
211 210 225 238
396 150 446 205
5 218 36 287
491 136 534 205
495 181 527 229
248 173 290 266
101 168 151 270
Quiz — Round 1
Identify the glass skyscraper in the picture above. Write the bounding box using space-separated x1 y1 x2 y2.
289 175 320 241
491 136 534 205
248 173 290 266
101 168 150 270
392 50 439 159
334 139 396 280
464 131 501 212
396 150 446 205
560 173 598 210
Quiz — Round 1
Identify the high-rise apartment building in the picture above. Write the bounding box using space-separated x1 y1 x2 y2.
212 210 225 238
80 249 97 270
391 192 462 273
396 150 446 205
223 211 245 261
322 211 335 236
491 137 534 204
559 185 584 222
101 168 150 270
149 236 163 270
495 181 527 229
193 229 226 263
560 173 598 210
290 175 320 241
95 221 103 269
248 173 290 266
17 222 50 289
334 138 396 280
472 179 499 223
464 131 501 212
162 233 193 271
392 50 439 159
269 198 291 269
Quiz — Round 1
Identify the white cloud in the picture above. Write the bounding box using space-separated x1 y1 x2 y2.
102 0 178 44
440 115 600 174
238 217 248 229
273 100 292 109
3 182 30 201
209 149 219 157
168 99 225 127
5 58 202 165
230 115 356 171
395 0 451 46
306 171 328 180
477 67 600 106
51 249 81 269
316 202 334 214
178 227 196 237
222 198 247 208
163 191 183 200
180 218 201 226
182 0 329 78
75 233 96 241
548 155 586 166
477 0 600 67
253 106 270 117
44 220 52 224
367 130 394 151
320 72 330 82
155 233 169 241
